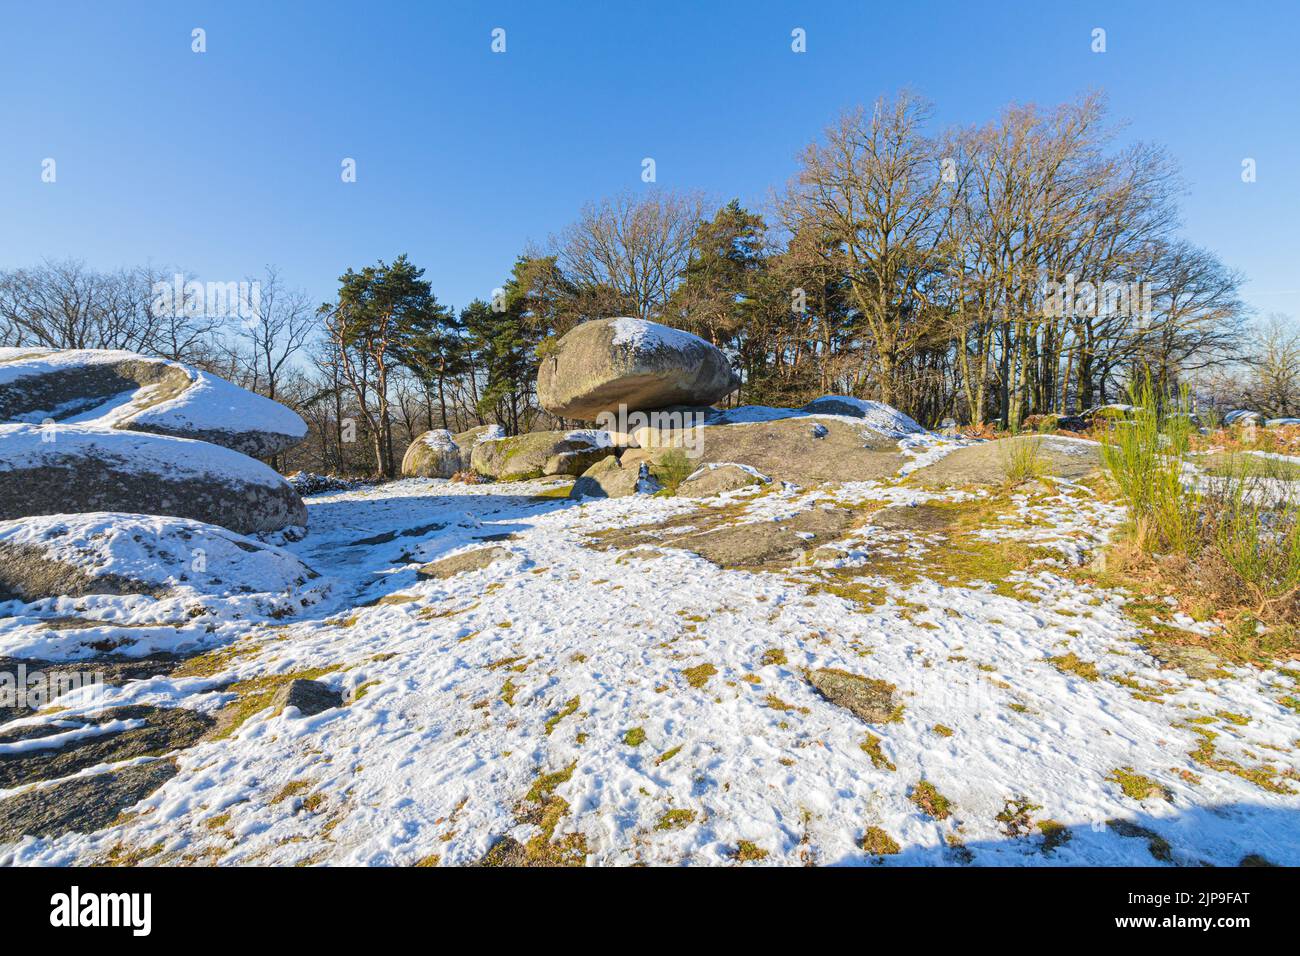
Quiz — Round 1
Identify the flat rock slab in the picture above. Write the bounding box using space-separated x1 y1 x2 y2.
270 679 341 717
0 760 178 843
537 317 739 420
806 668 899 724
626 417 906 487
909 435 1102 487
417 545 511 580
0 704 213 788
590 504 860 570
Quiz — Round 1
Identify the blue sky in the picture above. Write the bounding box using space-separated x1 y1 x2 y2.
1 0 1297 319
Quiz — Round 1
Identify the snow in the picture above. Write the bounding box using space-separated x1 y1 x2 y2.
609 316 714 352
803 395 926 437
0 349 306 441
0 423 292 487
2 474 1297 866
417 429 457 451
0 513 327 660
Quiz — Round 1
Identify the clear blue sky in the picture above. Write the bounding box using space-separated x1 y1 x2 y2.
2 0 1297 319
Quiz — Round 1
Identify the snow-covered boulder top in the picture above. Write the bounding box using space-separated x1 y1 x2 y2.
0 423 307 534
536 317 739 420
0 347 307 459
0 511 319 606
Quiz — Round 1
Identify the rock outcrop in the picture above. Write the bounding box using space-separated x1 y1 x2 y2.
537 317 738 420
908 435 1102 487
0 425 308 535
0 348 309 534
0 511 320 604
471 429 614 481
0 348 307 458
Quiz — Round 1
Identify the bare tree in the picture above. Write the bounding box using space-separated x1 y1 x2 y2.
554 189 708 320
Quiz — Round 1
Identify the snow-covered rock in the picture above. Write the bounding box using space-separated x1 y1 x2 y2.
0 511 320 605
0 348 307 458
0 424 307 534
401 429 462 479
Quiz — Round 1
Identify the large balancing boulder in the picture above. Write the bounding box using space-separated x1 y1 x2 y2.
536 317 739 421
0 424 307 534
0 348 307 459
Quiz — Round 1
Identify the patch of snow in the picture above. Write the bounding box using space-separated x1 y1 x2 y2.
609 317 713 353
0 423 292 487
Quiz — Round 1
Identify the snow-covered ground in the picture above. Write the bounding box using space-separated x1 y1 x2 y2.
2 473 1299 866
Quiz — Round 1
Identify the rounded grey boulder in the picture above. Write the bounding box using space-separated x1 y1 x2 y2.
536 317 739 421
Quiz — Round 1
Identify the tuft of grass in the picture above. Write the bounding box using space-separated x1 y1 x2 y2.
732 840 768 862
860 733 896 771
650 449 695 495
1106 767 1172 802
1048 652 1100 682
861 826 900 856
681 663 718 689
1101 377 1201 555
655 808 696 831
932 723 954 738
654 746 682 766
1001 436 1046 485
761 648 788 667
623 727 646 748
909 780 953 820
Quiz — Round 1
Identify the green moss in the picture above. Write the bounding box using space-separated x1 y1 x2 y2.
682 663 718 689
350 680 380 703
1215 710 1251 726
544 696 580 736
1106 767 1172 802
909 780 953 820
500 678 519 707
1049 652 1100 681
861 826 900 856
271 780 313 804
1107 818 1172 862
655 746 682 766
525 762 576 804
732 840 768 862
1037 820 1072 853
860 733 896 771
761 648 788 667
655 808 697 831
623 727 646 748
